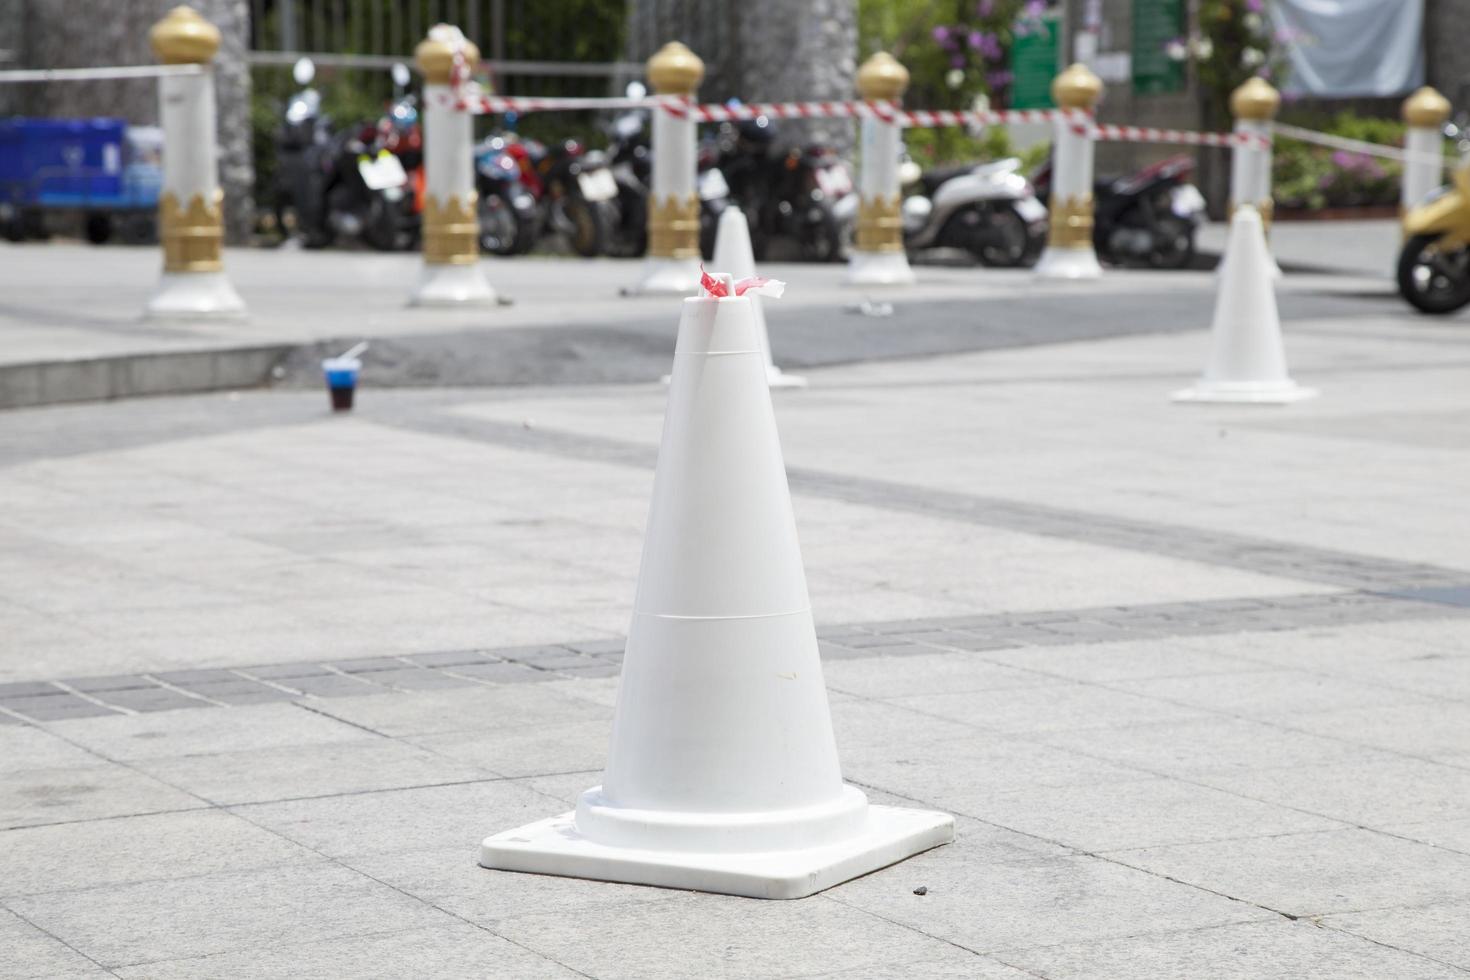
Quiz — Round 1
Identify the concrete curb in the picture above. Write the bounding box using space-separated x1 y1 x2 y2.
0 345 292 410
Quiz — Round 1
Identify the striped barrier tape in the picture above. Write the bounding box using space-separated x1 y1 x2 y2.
1073 122 1269 149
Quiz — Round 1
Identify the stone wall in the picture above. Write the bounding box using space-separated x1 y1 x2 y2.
0 0 253 243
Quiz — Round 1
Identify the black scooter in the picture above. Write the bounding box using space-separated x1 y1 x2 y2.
712 114 853 262
1033 154 1205 269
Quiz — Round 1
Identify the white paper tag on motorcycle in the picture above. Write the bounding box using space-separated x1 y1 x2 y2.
359 154 408 191
1015 196 1048 223
578 168 618 202
816 166 853 197
697 167 729 201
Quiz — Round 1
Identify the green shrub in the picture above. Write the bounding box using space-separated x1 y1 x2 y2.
1273 110 1406 210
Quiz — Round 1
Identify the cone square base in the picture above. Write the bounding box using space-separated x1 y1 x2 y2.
767 367 809 388
1172 381 1318 404
481 804 954 900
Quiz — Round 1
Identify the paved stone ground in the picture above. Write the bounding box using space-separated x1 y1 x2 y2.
2 255 1470 976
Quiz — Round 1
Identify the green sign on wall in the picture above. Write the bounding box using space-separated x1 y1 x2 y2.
1132 0 1185 94
1010 13 1059 110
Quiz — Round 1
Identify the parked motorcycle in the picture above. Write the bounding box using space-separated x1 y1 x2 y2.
604 85 732 259
713 114 852 262
1398 163 1470 314
1033 154 1205 269
290 62 420 251
896 157 1048 266
497 120 616 257
473 135 537 254
274 57 326 238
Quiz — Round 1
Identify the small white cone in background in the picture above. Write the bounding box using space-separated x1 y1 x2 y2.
711 207 807 388
1174 205 1316 404
481 285 953 899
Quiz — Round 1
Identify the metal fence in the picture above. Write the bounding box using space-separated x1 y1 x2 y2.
246 0 643 94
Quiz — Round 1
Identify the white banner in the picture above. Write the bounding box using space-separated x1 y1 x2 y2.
1270 0 1424 97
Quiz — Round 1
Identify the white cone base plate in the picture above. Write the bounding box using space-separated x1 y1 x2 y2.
628 257 702 296
1034 247 1103 280
482 804 952 900
1172 382 1318 404
411 263 497 307
145 272 247 319
845 251 915 286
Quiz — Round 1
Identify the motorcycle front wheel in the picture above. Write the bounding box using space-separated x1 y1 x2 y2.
1398 233 1470 315
1147 216 1196 270
972 207 1031 267
477 191 521 255
561 194 608 258
361 194 404 252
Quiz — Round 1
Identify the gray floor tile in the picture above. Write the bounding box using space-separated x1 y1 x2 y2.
0 727 105 774
1041 716 1372 775
831 849 1270 954
44 702 367 761
2 695 121 722
233 777 555 858
171 679 296 705
886 683 1211 735
1112 828 1470 917
0 763 204 829
443 660 550 683
493 891 978 980
0 906 101 979
1191 757 1470 828
977 777 1347 852
0 809 314 897
304 685 610 739
274 673 386 697
999 918 1469 979
111 922 580 980
1324 900 1470 971
357 667 478 691
409 719 611 779
91 687 210 713
9 863 449 969
236 662 333 679
130 737 493 806
60 675 157 693
0 681 64 698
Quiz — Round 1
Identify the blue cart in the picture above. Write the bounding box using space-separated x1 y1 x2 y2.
0 117 162 243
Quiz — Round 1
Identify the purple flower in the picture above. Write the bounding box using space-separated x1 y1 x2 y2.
1023 0 1046 18
977 0 995 15
986 69 1014 88
1317 174 1334 189
968 30 984 50
932 25 950 44
951 54 967 69
1246 0 1263 11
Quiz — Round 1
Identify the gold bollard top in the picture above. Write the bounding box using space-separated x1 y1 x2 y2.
150 6 220 65
857 52 910 101
1052 63 1103 110
415 25 481 85
1402 86 1452 128
647 41 704 96
1230 76 1281 121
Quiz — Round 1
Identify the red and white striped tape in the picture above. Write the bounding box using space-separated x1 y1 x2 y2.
442 87 1266 150
1076 122 1269 149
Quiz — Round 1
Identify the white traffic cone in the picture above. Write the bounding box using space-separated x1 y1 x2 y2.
1174 205 1316 404
711 207 807 388
481 281 953 899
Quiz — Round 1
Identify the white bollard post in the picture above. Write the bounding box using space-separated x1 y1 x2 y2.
1229 77 1279 236
1401 86 1450 218
630 42 704 295
846 52 914 286
1035 63 1103 279
411 25 496 306
145 6 245 319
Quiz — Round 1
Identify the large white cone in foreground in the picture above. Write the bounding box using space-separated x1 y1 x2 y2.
711 207 807 388
1173 205 1316 404
481 291 953 899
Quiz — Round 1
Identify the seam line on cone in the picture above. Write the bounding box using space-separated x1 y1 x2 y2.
674 350 765 357
631 607 812 622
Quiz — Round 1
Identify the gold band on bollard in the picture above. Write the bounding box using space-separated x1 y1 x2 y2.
855 194 903 252
648 193 701 258
1047 193 1094 249
423 192 480 265
1231 199 1273 236
159 189 223 272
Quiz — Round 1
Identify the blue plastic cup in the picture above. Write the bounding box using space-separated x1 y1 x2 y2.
321 356 361 412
